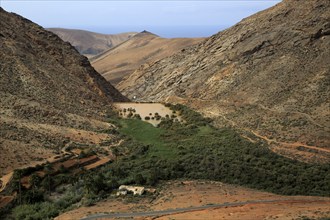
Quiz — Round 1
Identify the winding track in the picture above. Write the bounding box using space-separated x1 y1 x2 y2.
205 110 330 156
81 199 330 220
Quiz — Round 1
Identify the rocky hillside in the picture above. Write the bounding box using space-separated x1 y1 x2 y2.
91 30 203 85
0 8 128 176
47 28 136 58
118 0 330 161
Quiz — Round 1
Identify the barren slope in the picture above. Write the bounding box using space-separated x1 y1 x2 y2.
91 31 203 85
57 180 330 220
47 28 136 58
118 0 330 161
0 8 128 176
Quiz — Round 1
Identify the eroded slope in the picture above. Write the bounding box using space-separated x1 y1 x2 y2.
0 8 128 176
118 0 330 161
48 28 136 58
91 31 203 85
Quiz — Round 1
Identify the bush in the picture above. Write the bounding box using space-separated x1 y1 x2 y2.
134 173 146 185
13 202 59 220
23 190 44 204
134 114 141 120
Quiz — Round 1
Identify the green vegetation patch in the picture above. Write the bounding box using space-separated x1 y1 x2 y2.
119 119 178 159
3 103 329 219
109 104 329 196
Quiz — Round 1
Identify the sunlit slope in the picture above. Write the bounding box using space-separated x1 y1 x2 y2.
91 31 203 85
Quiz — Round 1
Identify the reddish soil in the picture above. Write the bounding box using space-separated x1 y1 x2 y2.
56 180 330 220
154 199 330 220
0 195 14 209
0 115 114 177
21 176 31 189
0 172 13 193
250 131 330 154
84 158 111 170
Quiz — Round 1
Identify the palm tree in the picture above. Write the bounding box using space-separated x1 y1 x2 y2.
12 170 23 205
29 173 41 195
43 163 53 195
112 147 120 164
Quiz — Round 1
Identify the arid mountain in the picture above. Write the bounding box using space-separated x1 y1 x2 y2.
118 0 330 161
0 8 128 176
47 28 137 58
91 30 203 85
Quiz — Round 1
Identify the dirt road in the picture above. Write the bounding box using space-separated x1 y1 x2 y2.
81 199 330 220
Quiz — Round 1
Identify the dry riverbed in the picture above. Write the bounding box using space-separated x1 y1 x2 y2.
114 102 182 126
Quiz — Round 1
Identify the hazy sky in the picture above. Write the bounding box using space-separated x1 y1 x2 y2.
1 0 281 37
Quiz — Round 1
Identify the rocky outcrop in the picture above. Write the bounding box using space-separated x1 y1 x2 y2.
118 0 330 152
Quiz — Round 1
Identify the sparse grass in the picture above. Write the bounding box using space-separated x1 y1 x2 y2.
119 119 177 159
197 125 214 136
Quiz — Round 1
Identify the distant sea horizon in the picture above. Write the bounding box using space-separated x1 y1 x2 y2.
50 25 230 38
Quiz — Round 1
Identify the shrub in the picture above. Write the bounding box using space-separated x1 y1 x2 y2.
134 114 142 120
13 202 59 220
134 173 146 185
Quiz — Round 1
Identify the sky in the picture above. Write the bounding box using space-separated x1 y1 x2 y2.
0 0 281 38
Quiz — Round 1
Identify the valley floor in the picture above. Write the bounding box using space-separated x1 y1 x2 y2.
56 180 330 220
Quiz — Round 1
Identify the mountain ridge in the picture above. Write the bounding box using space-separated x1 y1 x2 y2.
0 7 128 175
117 0 330 161
47 27 137 57
91 30 204 85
